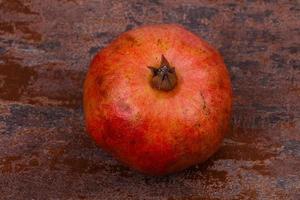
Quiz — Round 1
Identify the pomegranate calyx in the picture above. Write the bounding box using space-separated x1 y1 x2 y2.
148 55 177 91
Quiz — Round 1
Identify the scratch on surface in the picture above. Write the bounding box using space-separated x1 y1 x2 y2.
200 91 210 115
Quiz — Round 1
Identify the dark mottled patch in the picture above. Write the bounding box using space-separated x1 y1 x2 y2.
147 6 160 17
94 32 110 38
94 32 117 47
126 15 142 26
219 29 269 55
0 47 6 54
281 46 300 54
131 2 144 15
290 59 300 69
37 41 61 50
0 104 75 134
270 53 286 68
276 179 288 189
88 46 101 56
268 113 284 124
254 115 263 126
0 38 14 45
225 3 237 10
258 76 270 87
26 66 85 108
251 103 277 112
245 29 279 43
232 12 247 23
247 0 279 2
289 6 300 12
148 0 161 5
175 6 218 30
249 10 273 22
282 140 300 157
125 24 134 31
185 6 218 20
245 45 268 54
292 28 300 33
237 60 260 68
235 10 273 23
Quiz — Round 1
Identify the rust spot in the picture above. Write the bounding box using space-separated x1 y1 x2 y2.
249 164 271 176
85 163 103 174
29 158 39 166
215 143 276 161
0 155 21 173
48 147 65 171
0 21 42 42
0 22 14 34
204 169 228 185
0 55 37 101
15 21 42 42
62 158 90 173
0 0 39 15
14 162 29 172
0 155 39 174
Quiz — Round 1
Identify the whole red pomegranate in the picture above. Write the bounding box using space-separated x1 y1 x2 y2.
84 24 232 175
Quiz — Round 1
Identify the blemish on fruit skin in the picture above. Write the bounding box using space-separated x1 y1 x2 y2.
195 123 201 128
157 39 162 45
200 91 210 116
122 34 140 47
200 92 206 110
94 76 102 86
117 100 132 114
156 39 169 51
92 76 109 98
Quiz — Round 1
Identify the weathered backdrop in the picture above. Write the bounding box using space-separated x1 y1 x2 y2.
0 0 299 199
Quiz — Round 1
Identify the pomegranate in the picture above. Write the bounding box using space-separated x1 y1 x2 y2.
84 24 232 175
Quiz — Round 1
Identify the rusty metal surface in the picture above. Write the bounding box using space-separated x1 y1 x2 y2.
0 0 299 199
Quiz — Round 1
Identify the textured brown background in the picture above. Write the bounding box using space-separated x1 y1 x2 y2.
0 0 300 199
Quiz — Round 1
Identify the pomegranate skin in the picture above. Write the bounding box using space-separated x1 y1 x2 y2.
84 24 232 175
